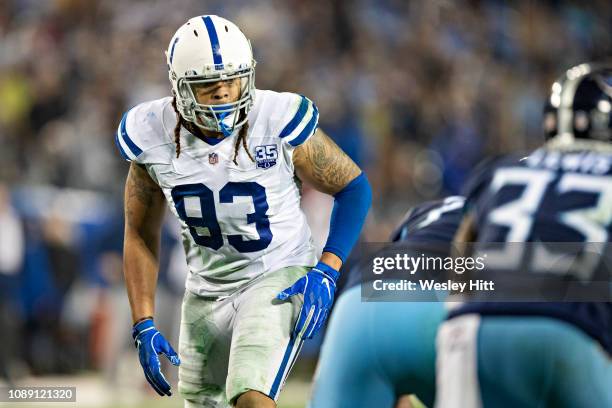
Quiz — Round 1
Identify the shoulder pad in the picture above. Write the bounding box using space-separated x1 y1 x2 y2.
115 97 173 163
271 92 319 147
462 155 507 204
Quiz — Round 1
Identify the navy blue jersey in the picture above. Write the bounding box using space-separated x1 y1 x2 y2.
451 145 612 354
344 197 464 290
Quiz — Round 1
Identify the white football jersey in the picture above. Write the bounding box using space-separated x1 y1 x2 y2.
116 89 318 296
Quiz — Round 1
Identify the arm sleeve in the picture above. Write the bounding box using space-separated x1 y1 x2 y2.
322 172 373 263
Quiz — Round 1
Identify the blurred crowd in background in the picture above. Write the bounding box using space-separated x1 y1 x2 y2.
0 0 611 389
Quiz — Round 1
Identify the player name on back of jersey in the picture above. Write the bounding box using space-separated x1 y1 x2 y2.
525 148 612 174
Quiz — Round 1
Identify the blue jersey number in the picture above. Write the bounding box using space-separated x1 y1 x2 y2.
171 182 272 253
220 182 272 252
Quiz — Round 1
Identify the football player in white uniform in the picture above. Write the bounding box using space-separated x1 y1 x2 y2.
117 15 372 408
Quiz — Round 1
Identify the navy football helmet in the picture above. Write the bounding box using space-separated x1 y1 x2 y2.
544 62 612 143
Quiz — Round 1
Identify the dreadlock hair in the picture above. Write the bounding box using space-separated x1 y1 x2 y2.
171 97 185 158
233 119 253 165
171 96 254 165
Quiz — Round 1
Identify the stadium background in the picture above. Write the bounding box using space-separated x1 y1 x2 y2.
0 0 610 406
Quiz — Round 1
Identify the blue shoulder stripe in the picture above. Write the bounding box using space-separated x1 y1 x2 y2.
288 104 319 147
114 128 131 161
279 96 309 138
202 16 224 69
119 111 143 158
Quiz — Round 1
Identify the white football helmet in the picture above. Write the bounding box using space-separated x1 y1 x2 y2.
166 15 256 136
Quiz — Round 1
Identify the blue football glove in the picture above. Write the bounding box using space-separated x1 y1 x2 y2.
277 262 339 339
132 318 180 396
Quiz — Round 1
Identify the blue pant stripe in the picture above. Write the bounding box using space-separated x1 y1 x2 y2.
269 335 297 400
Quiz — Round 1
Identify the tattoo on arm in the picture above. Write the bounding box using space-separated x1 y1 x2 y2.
126 164 158 208
293 129 361 195
123 163 165 322
124 163 166 241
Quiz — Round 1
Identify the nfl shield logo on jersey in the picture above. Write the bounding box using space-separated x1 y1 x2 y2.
208 152 219 165
255 145 278 169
